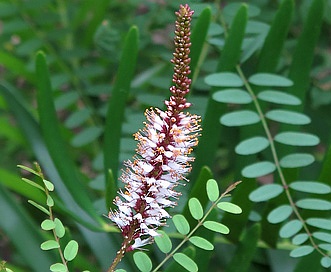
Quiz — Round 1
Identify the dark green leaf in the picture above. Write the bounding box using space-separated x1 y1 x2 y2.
64 109 91 129
267 205 292 224
133 252 152 272
274 132 319 146
235 136 269 155
265 110 311 125
64 240 78 261
257 0 294 72
257 90 301 105
71 126 103 147
190 7 211 82
249 184 284 202
280 153 315 168
207 22 224 36
190 3 247 183
206 179 219 202
173 253 198 272
248 73 293 87
241 33 266 63
220 110 260 127
204 72 243 87
212 89 252 104
290 181 331 194
287 0 324 110
54 91 79 110
155 230 172 254
35 51 98 220
189 236 214 250
290 246 314 258
296 199 331 211
225 224 261 272
104 26 139 182
223 2 260 17
241 161 276 178
279 220 303 238
189 198 204 220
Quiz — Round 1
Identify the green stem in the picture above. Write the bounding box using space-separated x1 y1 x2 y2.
35 163 69 272
152 181 241 272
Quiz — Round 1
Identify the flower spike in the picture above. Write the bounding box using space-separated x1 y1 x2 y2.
107 4 200 271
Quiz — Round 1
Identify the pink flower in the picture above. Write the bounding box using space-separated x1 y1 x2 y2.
108 4 199 253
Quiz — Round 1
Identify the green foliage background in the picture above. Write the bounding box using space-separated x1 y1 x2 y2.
0 0 331 271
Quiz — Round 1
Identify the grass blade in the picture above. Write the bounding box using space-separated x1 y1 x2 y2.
287 0 324 110
225 224 261 272
103 26 139 182
257 0 294 72
190 6 211 85
191 4 247 181
35 51 98 221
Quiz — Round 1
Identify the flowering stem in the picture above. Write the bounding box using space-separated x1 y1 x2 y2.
106 4 200 271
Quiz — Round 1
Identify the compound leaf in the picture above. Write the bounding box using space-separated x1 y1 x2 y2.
242 161 276 178
265 110 311 125
64 240 78 262
203 221 230 234
292 233 309 245
220 110 260 127
280 153 315 168
217 202 242 214
205 72 243 87
279 220 303 238
189 198 204 220
274 132 319 146
257 90 301 105
41 240 59 250
206 179 219 202
248 73 293 87
173 253 198 272
306 218 331 231
189 236 214 251
212 89 252 104
289 181 331 194
290 246 314 258
155 230 172 254
249 184 284 202
133 252 152 272
296 199 331 211
267 205 293 224
235 136 269 155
